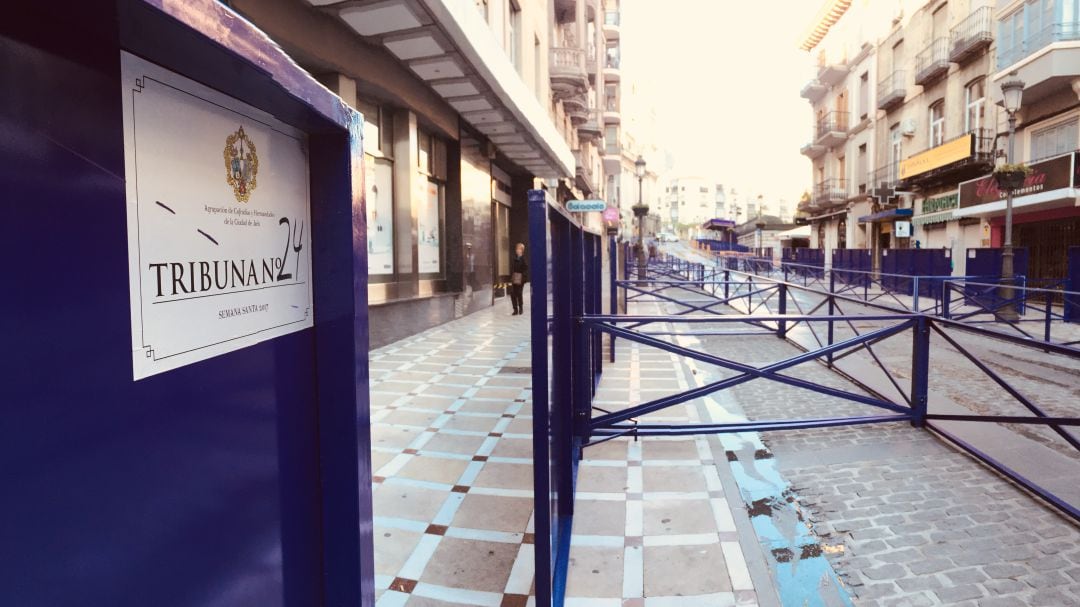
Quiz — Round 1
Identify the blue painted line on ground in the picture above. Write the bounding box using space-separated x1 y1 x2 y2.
721 432 853 607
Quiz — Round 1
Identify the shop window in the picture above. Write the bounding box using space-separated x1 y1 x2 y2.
837 217 847 249
366 157 395 276
418 128 447 275
359 99 396 278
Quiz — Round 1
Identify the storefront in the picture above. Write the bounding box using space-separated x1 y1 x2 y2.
858 207 914 271
912 191 984 276
954 151 1080 281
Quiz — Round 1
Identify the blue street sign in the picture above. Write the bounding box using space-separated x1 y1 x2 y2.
566 199 606 212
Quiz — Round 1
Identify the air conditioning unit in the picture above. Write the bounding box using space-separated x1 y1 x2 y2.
901 118 917 137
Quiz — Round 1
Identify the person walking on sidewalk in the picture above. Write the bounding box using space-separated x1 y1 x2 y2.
510 242 528 315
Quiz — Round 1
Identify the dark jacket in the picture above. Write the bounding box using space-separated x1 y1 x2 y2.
511 254 528 284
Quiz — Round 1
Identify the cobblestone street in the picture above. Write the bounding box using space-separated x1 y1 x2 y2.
645 251 1080 606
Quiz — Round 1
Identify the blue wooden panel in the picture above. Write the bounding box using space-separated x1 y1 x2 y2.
1066 247 1080 322
1 2 371 606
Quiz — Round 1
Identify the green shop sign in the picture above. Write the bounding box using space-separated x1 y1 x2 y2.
921 193 958 214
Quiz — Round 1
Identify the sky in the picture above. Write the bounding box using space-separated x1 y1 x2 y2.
620 0 823 203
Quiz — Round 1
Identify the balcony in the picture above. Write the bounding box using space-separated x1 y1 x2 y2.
817 54 849 86
897 128 995 189
800 141 826 159
869 165 899 192
814 111 849 148
578 109 603 142
800 79 827 102
813 178 848 207
914 38 950 86
876 70 906 111
995 20 1080 105
603 11 620 39
564 93 589 125
574 149 596 195
603 53 620 82
997 20 1080 71
603 95 620 124
550 46 587 98
949 6 993 64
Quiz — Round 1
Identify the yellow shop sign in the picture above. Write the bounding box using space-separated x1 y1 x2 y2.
899 133 973 180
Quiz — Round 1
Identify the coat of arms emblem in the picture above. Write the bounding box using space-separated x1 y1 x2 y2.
224 126 259 203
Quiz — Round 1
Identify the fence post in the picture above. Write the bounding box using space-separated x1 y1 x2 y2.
1044 291 1053 344
609 234 617 363
942 283 952 319
827 273 836 367
777 283 788 338
912 276 920 312
910 316 930 428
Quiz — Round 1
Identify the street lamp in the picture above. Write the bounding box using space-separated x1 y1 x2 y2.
1000 76 1025 320
631 156 649 278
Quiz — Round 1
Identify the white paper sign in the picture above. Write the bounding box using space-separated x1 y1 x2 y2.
121 52 314 380
418 178 441 273
366 156 394 275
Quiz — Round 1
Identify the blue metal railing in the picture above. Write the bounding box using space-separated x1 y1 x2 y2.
530 195 1080 605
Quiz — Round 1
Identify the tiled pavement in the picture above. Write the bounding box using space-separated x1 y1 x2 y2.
564 302 772 607
369 302 536 607
367 296 777 607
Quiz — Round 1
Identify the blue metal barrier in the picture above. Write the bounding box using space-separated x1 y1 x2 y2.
532 233 1080 603
4 2 373 604
528 190 603 606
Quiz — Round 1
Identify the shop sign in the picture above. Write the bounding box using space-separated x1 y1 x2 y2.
921 193 958 214
899 133 973 180
895 221 912 237
567 199 607 212
121 52 314 380
959 152 1077 209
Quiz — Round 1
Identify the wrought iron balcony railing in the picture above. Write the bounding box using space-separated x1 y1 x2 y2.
813 178 848 206
914 38 950 85
814 110 849 141
877 70 906 111
949 6 993 63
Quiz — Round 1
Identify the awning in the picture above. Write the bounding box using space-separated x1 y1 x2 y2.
912 210 955 227
807 208 847 222
776 225 812 240
701 218 736 231
858 208 913 223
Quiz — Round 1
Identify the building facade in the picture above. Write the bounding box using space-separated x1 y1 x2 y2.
966 0 1080 281
801 0 1080 279
879 0 999 277
231 0 619 346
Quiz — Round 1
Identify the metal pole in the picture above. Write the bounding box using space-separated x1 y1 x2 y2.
609 234 617 362
1001 113 1018 320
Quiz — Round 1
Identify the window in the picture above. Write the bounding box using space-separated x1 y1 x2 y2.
889 123 902 182
358 99 395 279
964 79 985 134
859 72 869 119
857 143 868 192
604 125 618 154
418 131 432 173
606 43 619 69
508 1 521 70
1032 118 1079 160
929 101 945 147
837 217 847 249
